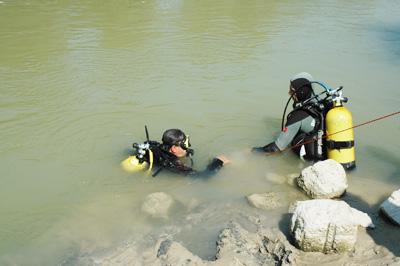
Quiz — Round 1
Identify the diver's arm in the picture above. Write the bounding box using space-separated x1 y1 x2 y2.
252 122 301 153
168 158 224 178
252 121 302 153
159 154 225 177
276 114 316 150
206 158 224 171
187 158 224 178
253 110 313 153
252 119 303 153
274 121 302 150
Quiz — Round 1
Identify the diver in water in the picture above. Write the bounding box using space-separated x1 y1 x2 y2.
252 72 327 161
252 72 356 169
122 128 229 177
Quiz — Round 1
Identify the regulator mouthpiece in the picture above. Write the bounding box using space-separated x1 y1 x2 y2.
186 148 194 157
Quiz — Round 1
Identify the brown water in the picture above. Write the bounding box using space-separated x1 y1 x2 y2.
1 0 399 265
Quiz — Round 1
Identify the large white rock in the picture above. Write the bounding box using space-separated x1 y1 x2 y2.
297 159 347 199
290 199 374 253
141 192 174 219
380 189 400 226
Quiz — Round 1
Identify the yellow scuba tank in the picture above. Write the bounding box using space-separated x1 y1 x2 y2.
325 94 356 169
122 126 156 175
121 146 154 175
121 156 148 172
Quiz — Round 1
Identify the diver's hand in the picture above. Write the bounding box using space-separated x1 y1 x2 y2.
251 146 266 153
216 155 230 165
252 142 280 154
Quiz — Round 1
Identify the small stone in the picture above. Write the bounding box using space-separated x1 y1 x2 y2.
141 192 174 219
246 192 283 210
185 198 199 211
266 173 286 184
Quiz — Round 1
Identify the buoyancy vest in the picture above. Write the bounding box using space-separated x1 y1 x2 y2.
143 143 196 175
288 104 326 161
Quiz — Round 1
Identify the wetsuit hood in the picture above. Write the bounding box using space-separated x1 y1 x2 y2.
290 72 315 103
291 72 315 90
161 129 193 156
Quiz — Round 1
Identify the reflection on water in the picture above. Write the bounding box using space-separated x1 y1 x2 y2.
0 0 399 264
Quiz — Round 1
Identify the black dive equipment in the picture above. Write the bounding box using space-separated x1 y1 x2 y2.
121 126 195 176
281 81 356 169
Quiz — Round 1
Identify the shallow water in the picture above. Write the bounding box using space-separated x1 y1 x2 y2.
0 0 399 264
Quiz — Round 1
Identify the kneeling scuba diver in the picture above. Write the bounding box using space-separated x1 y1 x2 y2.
253 72 356 170
122 127 229 177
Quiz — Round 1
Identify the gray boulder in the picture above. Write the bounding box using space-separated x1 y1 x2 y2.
297 159 347 199
141 192 174 219
380 189 400 226
290 199 374 253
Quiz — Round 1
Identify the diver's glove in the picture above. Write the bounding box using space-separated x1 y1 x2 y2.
206 158 224 172
252 142 280 154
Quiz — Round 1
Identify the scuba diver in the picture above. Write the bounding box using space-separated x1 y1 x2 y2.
122 128 229 177
252 72 356 170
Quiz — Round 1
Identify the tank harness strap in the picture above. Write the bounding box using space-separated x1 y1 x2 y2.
150 145 179 177
326 140 354 149
152 167 163 177
147 149 154 176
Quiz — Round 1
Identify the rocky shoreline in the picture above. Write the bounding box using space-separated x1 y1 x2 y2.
84 216 399 266
83 160 399 265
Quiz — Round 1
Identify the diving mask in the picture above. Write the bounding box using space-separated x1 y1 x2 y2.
180 135 194 156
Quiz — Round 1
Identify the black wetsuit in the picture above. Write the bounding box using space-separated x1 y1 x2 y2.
145 143 224 177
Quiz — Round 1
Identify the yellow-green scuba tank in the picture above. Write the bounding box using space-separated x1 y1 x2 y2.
325 92 356 169
121 155 149 172
121 126 155 175
121 145 154 175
